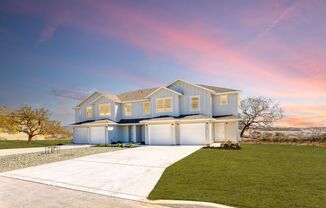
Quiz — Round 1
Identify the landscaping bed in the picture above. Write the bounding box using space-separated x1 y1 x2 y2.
148 144 326 208
0 147 122 172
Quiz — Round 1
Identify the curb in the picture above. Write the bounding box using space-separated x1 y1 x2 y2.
147 199 235 208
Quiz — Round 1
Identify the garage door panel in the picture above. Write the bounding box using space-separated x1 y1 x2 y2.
180 123 206 145
149 124 172 145
73 128 88 144
90 127 106 144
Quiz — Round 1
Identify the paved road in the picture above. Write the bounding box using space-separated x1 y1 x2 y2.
1 146 202 200
0 144 92 156
0 176 167 208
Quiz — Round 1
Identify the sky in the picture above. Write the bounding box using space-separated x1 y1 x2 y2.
0 0 325 127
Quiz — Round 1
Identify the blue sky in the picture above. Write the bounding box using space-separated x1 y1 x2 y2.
0 0 325 127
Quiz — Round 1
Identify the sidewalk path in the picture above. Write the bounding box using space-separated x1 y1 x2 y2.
0 144 92 156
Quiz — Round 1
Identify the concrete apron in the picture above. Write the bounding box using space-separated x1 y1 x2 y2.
1 145 202 201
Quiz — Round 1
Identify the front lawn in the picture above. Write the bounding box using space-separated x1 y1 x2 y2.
0 139 72 149
148 144 326 208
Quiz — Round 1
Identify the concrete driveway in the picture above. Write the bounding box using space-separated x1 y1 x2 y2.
1 146 201 201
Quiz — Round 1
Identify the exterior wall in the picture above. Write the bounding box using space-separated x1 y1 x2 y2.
93 96 120 122
117 126 129 143
168 80 212 116
76 92 102 122
107 125 118 143
149 88 180 117
121 101 152 119
212 93 239 116
224 121 239 142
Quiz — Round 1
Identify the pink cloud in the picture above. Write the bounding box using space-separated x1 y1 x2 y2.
3 0 326 126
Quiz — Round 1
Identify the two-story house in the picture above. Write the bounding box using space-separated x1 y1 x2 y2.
71 80 241 145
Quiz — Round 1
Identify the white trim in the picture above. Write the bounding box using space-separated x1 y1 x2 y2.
213 118 241 122
190 95 200 111
140 119 177 124
156 97 173 113
167 79 241 95
90 95 105 105
124 103 132 116
75 91 100 107
145 87 182 98
214 91 241 95
121 99 149 103
143 101 151 115
167 79 216 94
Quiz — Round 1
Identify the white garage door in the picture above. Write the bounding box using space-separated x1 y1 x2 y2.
73 127 88 144
90 127 106 144
148 124 173 145
179 123 206 145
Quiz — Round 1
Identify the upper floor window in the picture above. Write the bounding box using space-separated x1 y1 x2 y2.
143 102 150 115
156 97 172 113
238 94 241 106
220 95 228 105
190 96 200 111
99 103 111 116
124 103 132 116
86 106 93 118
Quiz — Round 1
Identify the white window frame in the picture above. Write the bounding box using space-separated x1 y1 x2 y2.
143 102 151 115
220 95 228 105
99 103 111 116
124 103 132 116
156 97 173 113
86 106 93 119
190 95 200 111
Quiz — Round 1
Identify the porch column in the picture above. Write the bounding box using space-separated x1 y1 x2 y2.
131 125 137 143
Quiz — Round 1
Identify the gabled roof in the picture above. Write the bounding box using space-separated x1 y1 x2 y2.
167 79 239 95
117 87 158 102
75 91 100 108
90 92 121 104
74 80 240 108
197 84 239 94
145 87 183 98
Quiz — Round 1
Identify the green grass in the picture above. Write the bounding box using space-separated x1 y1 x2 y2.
148 144 326 208
0 139 72 149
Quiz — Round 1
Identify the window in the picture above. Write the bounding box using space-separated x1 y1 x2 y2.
220 95 228 105
238 94 241 106
86 106 93 118
99 103 111 116
124 103 132 116
143 102 150 115
190 96 200 111
156 97 172 113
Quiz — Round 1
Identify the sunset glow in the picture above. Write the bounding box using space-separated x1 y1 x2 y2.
0 0 325 126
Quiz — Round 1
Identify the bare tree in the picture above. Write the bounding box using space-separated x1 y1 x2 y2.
239 97 283 138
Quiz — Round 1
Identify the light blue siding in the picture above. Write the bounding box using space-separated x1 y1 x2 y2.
121 101 152 119
149 88 180 117
76 92 102 122
93 96 120 122
212 93 239 116
168 80 212 116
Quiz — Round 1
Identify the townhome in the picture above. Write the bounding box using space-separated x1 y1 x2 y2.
71 80 241 145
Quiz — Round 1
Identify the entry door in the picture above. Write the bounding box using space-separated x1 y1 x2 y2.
214 123 225 142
